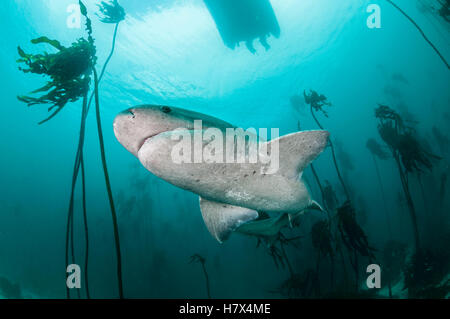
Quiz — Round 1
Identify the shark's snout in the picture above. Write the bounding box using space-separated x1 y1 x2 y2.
114 108 139 156
114 104 235 158
114 105 198 157
113 107 162 156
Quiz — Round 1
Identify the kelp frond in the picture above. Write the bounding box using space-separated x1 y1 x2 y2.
189 254 206 265
304 89 332 117
17 38 95 124
438 0 450 22
17 1 96 124
336 201 375 260
397 131 441 173
97 0 126 24
375 104 406 131
311 220 334 258
375 104 440 173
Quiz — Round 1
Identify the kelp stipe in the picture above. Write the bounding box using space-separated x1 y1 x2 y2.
77 0 125 299
302 90 376 293
93 67 124 298
336 201 376 292
295 101 350 293
16 0 126 298
366 138 393 239
375 105 446 296
16 4 95 297
80 151 89 298
92 0 126 299
366 139 394 296
296 90 377 294
80 0 126 298
87 0 125 114
374 104 439 252
66 2 95 299
65 90 89 299
385 0 449 69
304 90 351 201
260 234 309 297
189 254 212 299
311 220 335 290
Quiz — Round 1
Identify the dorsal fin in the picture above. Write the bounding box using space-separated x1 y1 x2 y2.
199 197 259 243
263 130 329 178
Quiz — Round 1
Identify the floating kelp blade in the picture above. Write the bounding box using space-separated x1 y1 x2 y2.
97 0 126 24
304 90 350 201
16 37 95 124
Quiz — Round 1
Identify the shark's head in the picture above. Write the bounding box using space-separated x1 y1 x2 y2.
114 105 232 156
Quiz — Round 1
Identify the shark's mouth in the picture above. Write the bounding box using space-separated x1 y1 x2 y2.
137 133 161 152
137 128 195 152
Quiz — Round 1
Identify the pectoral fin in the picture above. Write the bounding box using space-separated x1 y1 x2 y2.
199 197 259 243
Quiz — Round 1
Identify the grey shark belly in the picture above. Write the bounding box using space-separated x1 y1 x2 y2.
137 128 328 243
141 160 310 213
137 131 312 213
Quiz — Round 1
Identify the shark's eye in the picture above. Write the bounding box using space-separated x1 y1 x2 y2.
161 106 172 114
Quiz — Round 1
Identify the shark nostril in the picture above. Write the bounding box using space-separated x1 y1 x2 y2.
127 109 135 118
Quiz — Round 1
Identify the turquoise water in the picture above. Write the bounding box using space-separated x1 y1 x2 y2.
0 0 449 298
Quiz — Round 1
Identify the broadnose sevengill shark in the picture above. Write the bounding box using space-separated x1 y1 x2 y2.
113 105 329 243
